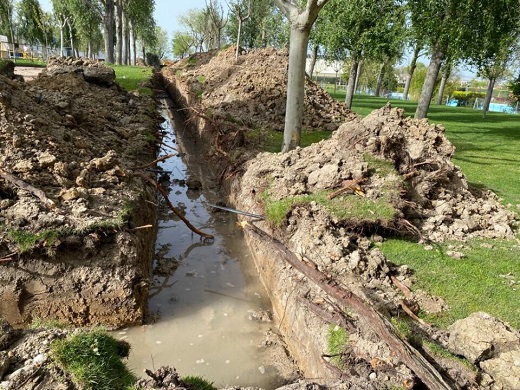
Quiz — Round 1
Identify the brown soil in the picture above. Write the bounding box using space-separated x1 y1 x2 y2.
0 58 160 328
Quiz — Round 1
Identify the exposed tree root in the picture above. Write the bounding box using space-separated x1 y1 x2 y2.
0 169 56 210
136 173 214 240
242 222 452 390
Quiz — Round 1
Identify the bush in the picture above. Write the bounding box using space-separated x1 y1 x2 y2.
452 90 485 106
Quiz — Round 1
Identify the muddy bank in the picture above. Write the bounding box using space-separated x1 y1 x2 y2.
161 47 519 389
0 58 159 327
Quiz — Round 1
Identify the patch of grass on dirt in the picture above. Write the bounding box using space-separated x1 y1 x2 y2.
50 329 135 390
382 238 520 329
111 65 153 95
262 190 396 227
7 228 59 254
31 318 68 329
182 376 217 390
327 324 348 368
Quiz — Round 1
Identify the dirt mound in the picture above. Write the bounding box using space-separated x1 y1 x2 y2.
0 61 159 327
163 46 356 134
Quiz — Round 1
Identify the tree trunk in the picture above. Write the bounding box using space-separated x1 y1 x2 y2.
482 77 495 119
436 75 447 105
345 56 359 109
67 20 74 58
415 46 445 119
124 12 130 65
281 26 311 153
354 58 363 93
235 19 242 62
103 0 115 63
374 62 385 97
403 44 421 101
59 22 64 57
115 0 123 65
308 43 318 79
132 24 137 65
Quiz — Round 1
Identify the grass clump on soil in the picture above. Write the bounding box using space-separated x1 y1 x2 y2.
111 65 153 96
262 189 397 227
7 228 59 254
327 325 348 368
182 376 217 390
13 59 46 67
50 329 135 390
255 128 332 153
31 317 67 329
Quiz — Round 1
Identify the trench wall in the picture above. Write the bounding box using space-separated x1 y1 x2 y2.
160 70 337 380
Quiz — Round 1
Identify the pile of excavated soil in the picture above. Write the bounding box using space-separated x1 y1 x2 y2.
163 47 519 389
0 59 159 328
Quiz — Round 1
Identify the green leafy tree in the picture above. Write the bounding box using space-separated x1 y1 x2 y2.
179 8 208 53
409 0 520 119
127 0 156 65
318 0 406 108
172 31 194 59
17 0 46 46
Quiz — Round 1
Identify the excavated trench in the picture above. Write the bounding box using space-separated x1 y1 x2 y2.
119 99 294 388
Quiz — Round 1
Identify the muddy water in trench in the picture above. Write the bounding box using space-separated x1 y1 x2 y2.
119 103 282 388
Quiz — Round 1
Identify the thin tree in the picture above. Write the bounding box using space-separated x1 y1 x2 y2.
228 0 251 61
273 0 330 153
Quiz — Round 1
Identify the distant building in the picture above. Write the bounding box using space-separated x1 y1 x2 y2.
0 35 9 59
306 58 345 83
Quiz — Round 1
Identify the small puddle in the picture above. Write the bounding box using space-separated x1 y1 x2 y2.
119 101 283 388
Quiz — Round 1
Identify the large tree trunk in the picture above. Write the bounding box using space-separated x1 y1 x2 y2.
403 44 421 101
374 62 385 97
281 27 311 153
235 19 242 62
345 56 359 109
131 24 137 65
124 11 130 65
103 0 115 63
415 45 445 119
308 43 318 79
482 77 495 119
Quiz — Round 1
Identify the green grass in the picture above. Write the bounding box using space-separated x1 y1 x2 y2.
7 229 59 254
327 325 348 367
182 376 217 390
255 128 332 153
111 65 153 95
381 238 520 329
50 329 136 390
12 58 46 67
262 190 397 227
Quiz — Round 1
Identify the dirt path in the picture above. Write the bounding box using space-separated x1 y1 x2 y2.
14 66 44 81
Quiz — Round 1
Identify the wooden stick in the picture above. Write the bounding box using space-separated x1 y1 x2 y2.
136 173 214 239
129 154 177 170
390 275 413 299
242 222 452 390
400 300 431 328
0 169 56 209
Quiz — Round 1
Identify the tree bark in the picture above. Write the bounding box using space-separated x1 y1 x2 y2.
308 43 318 79
281 26 310 152
436 63 452 105
415 45 445 119
354 58 363 93
115 0 123 65
374 62 385 97
345 56 359 109
482 77 495 118
403 44 421 101
103 0 115 63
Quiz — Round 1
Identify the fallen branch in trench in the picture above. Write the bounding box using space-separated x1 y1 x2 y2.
0 252 16 262
390 275 413 299
129 154 177 171
0 169 56 209
136 173 214 240
241 222 452 390
400 300 431 328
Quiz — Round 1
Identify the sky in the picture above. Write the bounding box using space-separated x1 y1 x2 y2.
39 0 210 39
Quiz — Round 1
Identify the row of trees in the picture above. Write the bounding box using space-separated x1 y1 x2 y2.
0 0 164 65
175 0 520 151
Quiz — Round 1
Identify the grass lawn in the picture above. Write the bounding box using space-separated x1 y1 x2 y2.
12 58 47 67
326 89 520 329
110 65 153 95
